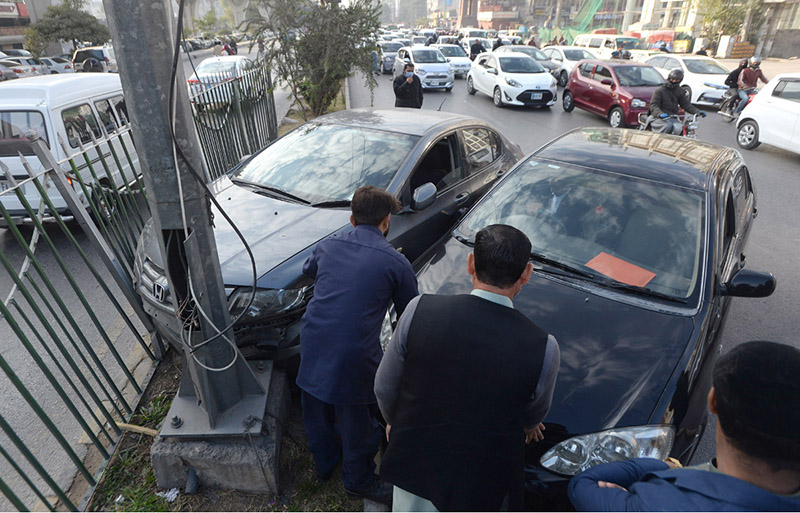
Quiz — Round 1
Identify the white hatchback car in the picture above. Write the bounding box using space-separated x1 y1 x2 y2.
467 52 558 108
736 73 800 155
187 55 257 103
432 44 471 78
393 46 454 91
646 54 730 106
541 46 596 86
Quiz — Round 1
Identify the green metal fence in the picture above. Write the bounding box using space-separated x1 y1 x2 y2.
0 112 161 511
190 65 279 181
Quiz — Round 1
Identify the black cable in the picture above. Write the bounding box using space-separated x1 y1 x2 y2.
168 0 258 352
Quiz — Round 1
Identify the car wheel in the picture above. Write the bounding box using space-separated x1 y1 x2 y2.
467 76 476 95
493 87 504 107
558 70 568 87
562 90 574 112
608 106 625 128
737 120 761 149
682 85 692 102
445 86 453 92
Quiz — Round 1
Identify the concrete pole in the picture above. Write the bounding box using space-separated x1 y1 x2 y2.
621 0 638 31
103 0 266 435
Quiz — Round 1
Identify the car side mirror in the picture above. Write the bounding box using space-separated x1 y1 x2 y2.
411 182 437 211
721 269 776 298
488 68 498 75
446 57 451 62
601 78 613 86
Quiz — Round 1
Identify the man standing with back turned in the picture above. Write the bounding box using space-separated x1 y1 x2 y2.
376 224 560 511
298 186 418 504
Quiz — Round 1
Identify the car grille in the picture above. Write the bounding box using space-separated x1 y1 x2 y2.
515 89 554 105
425 73 448 79
138 257 175 313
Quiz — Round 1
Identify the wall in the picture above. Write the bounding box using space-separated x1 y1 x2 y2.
767 29 800 57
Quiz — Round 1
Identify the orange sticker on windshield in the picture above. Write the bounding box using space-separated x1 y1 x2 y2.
586 252 656 287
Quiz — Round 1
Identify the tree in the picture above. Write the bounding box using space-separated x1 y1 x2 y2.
695 0 764 43
24 27 49 58
26 1 110 52
194 8 220 35
243 0 381 119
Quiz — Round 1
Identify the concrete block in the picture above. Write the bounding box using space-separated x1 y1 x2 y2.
364 499 391 512
150 370 291 495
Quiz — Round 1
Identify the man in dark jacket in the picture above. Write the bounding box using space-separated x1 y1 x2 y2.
298 186 418 504
648 68 706 134
493 37 504 51
376 224 560 511
393 63 424 109
569 341 800 511
725 59 748 89
469 39 486 60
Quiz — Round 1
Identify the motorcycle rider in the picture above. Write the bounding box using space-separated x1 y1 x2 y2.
734 56 769 117
648 69 706 134
470 39 486 61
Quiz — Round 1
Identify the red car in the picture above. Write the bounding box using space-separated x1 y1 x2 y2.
562 59 665 128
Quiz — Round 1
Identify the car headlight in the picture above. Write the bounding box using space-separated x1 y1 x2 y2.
228 286 310 321
416 68 427 75
540 425 674 476
505 77 522 87
632 98 647 108
550 76 557 87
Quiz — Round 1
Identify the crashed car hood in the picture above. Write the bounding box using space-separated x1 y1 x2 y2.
142 176 350 287
416 236 695 435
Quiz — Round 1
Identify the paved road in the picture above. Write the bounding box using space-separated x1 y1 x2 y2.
349 69 800 465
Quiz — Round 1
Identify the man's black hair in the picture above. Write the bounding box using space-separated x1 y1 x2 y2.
351 186 400 227
403 62 415 71
713 341 800 471
473 224 531 288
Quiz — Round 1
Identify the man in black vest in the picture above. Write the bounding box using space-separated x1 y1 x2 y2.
375 224 560 511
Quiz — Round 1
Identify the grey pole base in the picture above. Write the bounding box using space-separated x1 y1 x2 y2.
151 369 291 494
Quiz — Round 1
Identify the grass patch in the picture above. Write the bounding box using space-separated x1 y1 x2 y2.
277 83 348 138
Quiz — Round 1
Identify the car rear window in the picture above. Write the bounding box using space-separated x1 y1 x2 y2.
52 57 69 64
564 49 594 61
0 111 48 157
196 60 236 74
74 49 105 62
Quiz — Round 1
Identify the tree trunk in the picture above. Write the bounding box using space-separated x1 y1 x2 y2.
554 0 562 28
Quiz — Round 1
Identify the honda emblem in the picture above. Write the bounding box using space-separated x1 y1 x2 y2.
153 282 167 303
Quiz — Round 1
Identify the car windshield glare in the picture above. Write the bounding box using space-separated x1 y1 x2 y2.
457 158 705 301
683 59 728 75
499 56 545 73
439 46 467 57
615 66 664 87
231 123 419 204
413 50 446 63
197 60 236 74
564 49 594 61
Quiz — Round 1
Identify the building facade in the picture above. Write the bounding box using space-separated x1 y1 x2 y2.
0 0 30 50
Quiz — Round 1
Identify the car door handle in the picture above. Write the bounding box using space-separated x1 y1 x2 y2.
455 192 470 205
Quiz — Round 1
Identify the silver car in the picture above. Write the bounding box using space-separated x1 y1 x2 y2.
378 41 402 74
393 46 454 91
0 58 36 79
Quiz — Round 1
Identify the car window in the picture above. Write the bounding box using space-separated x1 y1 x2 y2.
74 49 104 62
564 49 594 61
62 104 102 148
498 56 544 73
579 62 594 77
589 38 603 48
663 58 680 70
647 56 667 68
380 42 402 52
94 95 129 132
409 134 461 192
462 128 497 174
53 57 69 64
0 111 48 157
594 65 612 81
486 56 497 69
196 60 236 74
232 123 419 204
605 39 617 48
683 59 728 74
438 45 466 58
615 66 664 86
772 80 800 102
457 158 706 301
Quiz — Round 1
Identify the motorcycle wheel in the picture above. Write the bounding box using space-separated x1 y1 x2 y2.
719 98 736 123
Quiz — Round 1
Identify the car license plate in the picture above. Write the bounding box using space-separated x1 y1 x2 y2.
532 93 543 100
431 81 439 86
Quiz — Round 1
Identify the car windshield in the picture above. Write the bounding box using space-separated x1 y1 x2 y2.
499 56 545 73
565 49 595 61
412 49 446 63
196 60 236 74
617 38 648 50
683 59 728 74
231 123 419 204
466 30 487 38
615 66 664 86
380 42 402 52
0 111 48 157
455 158 705 301
439 45 467 57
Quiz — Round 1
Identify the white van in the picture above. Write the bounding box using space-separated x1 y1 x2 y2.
459 27 488 39
0 74 139 224
572 33 651 60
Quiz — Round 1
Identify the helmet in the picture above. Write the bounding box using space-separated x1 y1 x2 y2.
667 68 684 82
81 58 103 73
749 56 762 68
621 50 631 59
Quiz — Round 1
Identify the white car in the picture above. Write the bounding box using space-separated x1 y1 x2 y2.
541 46 596 87
736 73 800 155
40 56 75 74
393 46 454 91
187 55 257 102
2 57 47 76
646 54 730 106
72 46 117 72
0 58 37 78
467 52 558 108
432 44 471 77
462 37 492 56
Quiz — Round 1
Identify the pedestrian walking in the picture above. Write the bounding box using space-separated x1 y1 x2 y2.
393 63 423 109
297 186 418 505
527 36 538 47
569 341 800 511
376 224 560 512
228 38 238 55
493 38 504 51
558 36 567 45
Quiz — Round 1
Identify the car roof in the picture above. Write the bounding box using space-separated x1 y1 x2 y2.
316 109 477 137
535 128 735 190
773 72 800 80
495 52 535 59
0 74 122 109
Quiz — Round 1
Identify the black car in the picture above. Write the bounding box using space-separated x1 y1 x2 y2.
134 109 523 360
411 128 775 508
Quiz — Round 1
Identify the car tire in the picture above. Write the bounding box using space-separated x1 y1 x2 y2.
682 85 692 102
737 120 761 150
608 106 625 128
559 70 568 87
562 90 574 112
493 87 504 107
445 86 453 92
467 76 476 95
719 98 736 123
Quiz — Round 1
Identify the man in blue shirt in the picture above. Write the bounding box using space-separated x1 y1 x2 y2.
568 340 800 511
297 186 418 504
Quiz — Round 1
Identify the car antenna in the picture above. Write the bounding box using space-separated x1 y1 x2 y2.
437 97 447 111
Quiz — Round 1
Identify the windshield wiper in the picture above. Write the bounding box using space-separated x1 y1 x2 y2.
454 233 474 247
596 278 688 304
530 252 596 280
312 199 351 208
231 177 310 204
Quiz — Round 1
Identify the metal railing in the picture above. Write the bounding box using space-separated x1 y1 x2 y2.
189 65 279 181
0 115 161 511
